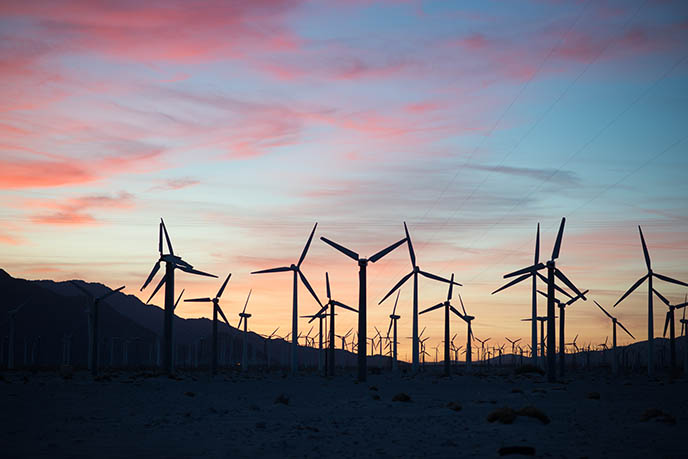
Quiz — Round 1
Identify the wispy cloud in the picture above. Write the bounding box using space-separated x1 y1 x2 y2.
28 192 135 225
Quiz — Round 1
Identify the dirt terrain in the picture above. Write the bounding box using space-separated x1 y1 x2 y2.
1 367 684 458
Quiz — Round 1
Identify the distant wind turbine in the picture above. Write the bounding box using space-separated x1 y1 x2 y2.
252 223 322 374
183 274 232 375
594 300 634 375
537 288 588 377
385 291 401 372
419 273 462 376
656 291 688 372
378 222 460 373
613 226 688 377
7 299 30 370
70 282 125 377
497 218 585 382
237 289 253 372
308 272 356 376
141 218 217 373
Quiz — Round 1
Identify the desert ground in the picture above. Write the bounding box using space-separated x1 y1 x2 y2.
1 366 685 458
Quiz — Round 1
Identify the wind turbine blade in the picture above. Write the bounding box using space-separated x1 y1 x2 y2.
554 269 584 299
613 274 649 307
146 275 166 304
98 286 125 301
251 266 291 274
535 271 573 299
174 289 185 310
387 319 393 337
184 297 212 302
419 270 462 286
419 326 426 338
617 320 635 340
333 300 357 313
653 272 688 288
326 272 331 300
216 273 231 299
378 271 413 305
504 263 545 279
297 223 318 268
160 218 174 256
69 280 92 297
309 305 329 323
392 290 400 316
403 222 416 267
458 294 467 316
238 316 243 329
534 222 540 263
551 217 565 261
177 265 217 278
566 289 590 306
419 302 444 315
369 237 407 263
652 288 670 306
638 226 651 271
141 262 161 291
270 327 280 337
449 305 463 318
663 311 671 338
492 273 530 295
594 300 614 320
447 273 455 300
218 306 231 329
298 270 323 307
320 237 359 261
242 289 252 314
158 221 163 254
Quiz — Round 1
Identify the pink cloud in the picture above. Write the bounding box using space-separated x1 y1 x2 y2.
0 158 96 189
27 191 135 226
0 0 304 64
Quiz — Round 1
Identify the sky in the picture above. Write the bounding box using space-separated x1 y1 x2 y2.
1 0 688 361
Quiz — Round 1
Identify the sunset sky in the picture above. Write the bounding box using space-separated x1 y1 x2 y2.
2 0 687 360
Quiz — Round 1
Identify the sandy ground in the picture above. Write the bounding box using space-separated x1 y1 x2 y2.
1 367 685 458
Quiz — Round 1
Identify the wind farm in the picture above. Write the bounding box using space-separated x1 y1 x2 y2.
2 0 688 457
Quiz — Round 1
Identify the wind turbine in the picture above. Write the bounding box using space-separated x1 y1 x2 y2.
320 233 407 382
419 273 462 376
378 222 460 373
475 337 490 363
613 226 688 377
236 289 253 372
337 328 353 352
496 218 585 382
656 292 688 372
505 337 521 361
308 272 356 376
521 316 553 365
252 223 322 374
456 294 475 371
492 224 549 365
302 309 331 374
260 327 280 369
141 218 217 373
566 334 579 368
7 299 30 370
386 291 401 372
680 304 688 375
70 282 125 377
183 274 232 375
594 300 634 375
537 288 588 377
